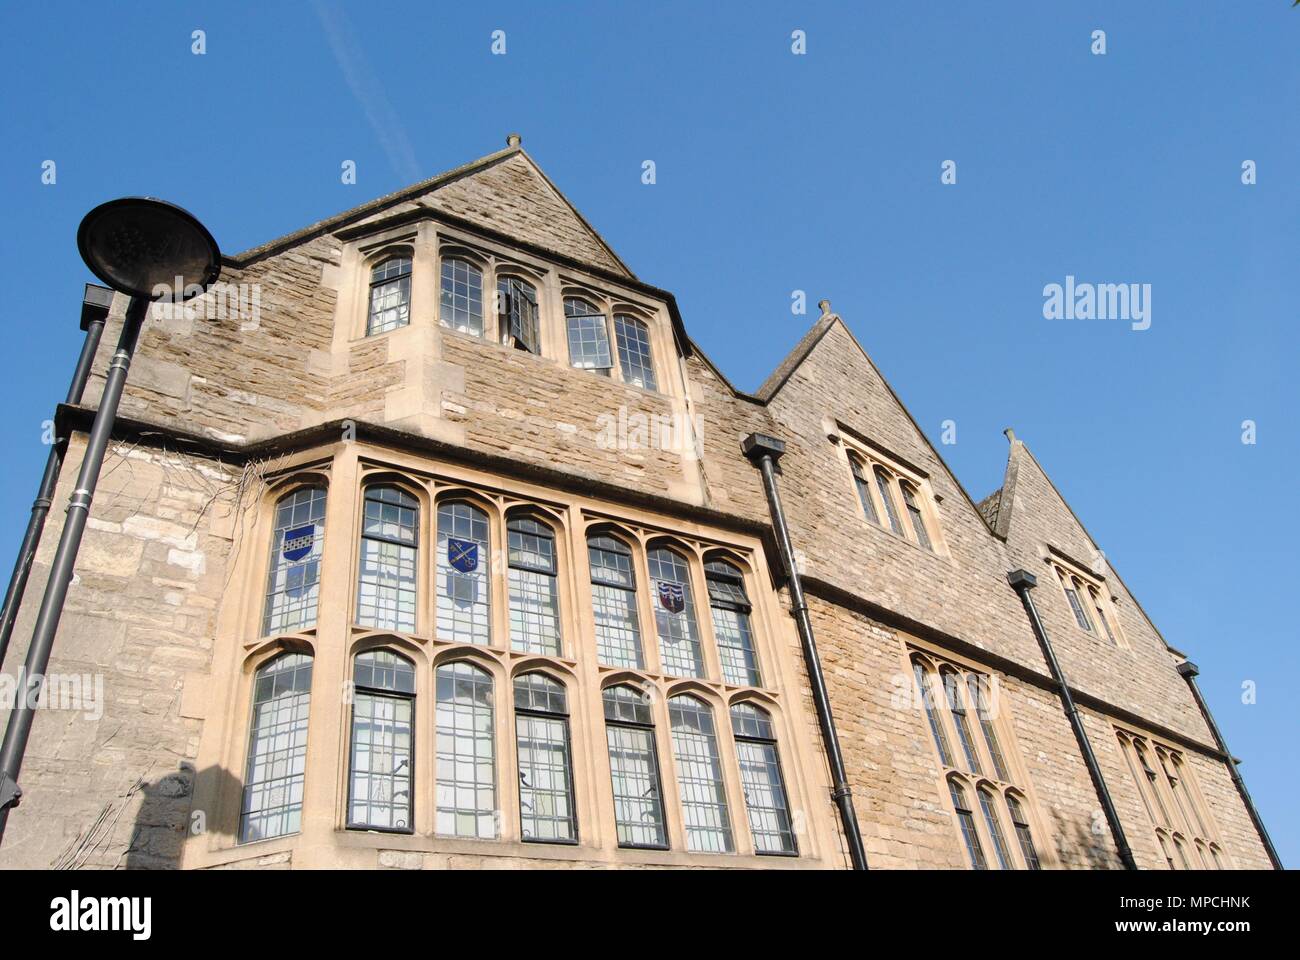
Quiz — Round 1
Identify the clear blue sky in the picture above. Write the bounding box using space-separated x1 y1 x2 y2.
1 2 1295 866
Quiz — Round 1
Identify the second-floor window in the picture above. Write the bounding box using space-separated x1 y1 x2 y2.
565 297 613 375
499 276 540 354
368 256 411 335
439 257 484 336
436 501 491 645
845 443 938 552
648 546 704 678
263 486 327 636
705 559 761 687
507 515 561 655
356 485 418 632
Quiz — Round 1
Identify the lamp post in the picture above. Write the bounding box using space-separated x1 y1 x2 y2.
0 198 220 846
0 284 113 672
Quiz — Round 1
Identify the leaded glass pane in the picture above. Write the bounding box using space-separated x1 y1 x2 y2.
263 487 327 636
978 789 1013 869
648 547 703 678
436 501 490 645
668 695 733 853
966 673 1010 781
613 314 657 390
435 662 496 838
589 535 643 669
874 467 903 535
499 277 540 354
943 671 982 775
706 560 760 687
900 483 933 551
851 458 879 524
949 780 987 869
368 257 411 335
731 703 796 855
507 517 560 655
565 298 612 374
603 686 666 848
915 662 953 767
357 486 418 632
514 674 576 843
439 257 483 336
348 653 414 831
240 653 313 843
1007 794 1041 870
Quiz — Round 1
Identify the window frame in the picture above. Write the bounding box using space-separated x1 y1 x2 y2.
355 483 420 633
602 683 669 850
366 253 413 336
262 484 328 638
1048 555 1126 647
729 700 798 857
239 650 314 844
840 437 942 553
513 671 579 845
346 648 416 834
505 511 563 656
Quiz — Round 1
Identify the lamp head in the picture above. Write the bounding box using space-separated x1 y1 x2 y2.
77 197 221 301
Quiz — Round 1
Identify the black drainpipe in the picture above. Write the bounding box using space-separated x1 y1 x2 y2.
742 433 868 870
1176 660 1283 869
0 284 112 671
1007 569 1138 870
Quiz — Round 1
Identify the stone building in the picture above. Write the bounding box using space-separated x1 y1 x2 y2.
0 137 1277 870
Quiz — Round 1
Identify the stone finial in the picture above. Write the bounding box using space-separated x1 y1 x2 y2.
506 133 522 148
818 299 832 317
1004 427 1017 444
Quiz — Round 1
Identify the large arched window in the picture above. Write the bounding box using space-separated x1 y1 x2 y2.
873 466 904 535
668 694 733 853
514 673 577 843
439 256 484 336
356 485 418 632
899 481 933 551
507 514 561 655
705 559 761 687
913 659 953 768
435 661 495 838
602 685 667 848
1006 792 1041 869
436 501 491 645
849 455 879 525
730 702 796 855
263 486 327 636
948 777 987 869
613 314 657 390
941 669 982 775
587 533 643 668
564 296 612 375
367 255 411 335
240 652 313 843
977 785 1013 869
499 276 540 354
347 649 415 832
647 546 703 678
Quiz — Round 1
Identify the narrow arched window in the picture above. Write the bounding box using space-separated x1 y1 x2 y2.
514 673 577 843
1157 831 1176 869
850 456 878 525
1170 755 1208 837
899 482 933 551
668 695 733 853
356 485 418 632
1209 844 1225 869
436 501 490 645
588 534 643 668
507 515 561 655
873 466 903 535
240 652 313 843
949 778 987 869
978 787 1013 869
348 650 415 832
263 486 327 636
439 257 483 336
1006 793 1041 869
705 559 761 687
614 314 656 390
1172 834 1193 869
647 546 703 677
499 276 540 354
564 296 612 374
914 660 953 768
942 669 982 775
435 661 495 838
1059 570 1093 632
1134 741 1172 826
966 674 1010 781
731 702 797 855
603 685 666 848
1089 588 1117 644
368 256 411 335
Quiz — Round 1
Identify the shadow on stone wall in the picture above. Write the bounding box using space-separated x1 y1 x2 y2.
1048 807 1118 870
123 762 241 870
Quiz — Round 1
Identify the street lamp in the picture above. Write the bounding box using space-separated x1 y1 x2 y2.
0 198 220 846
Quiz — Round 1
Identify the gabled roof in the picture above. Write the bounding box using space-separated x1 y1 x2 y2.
227 139 636 279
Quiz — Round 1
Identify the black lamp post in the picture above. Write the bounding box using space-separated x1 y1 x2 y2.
0 198 220 846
